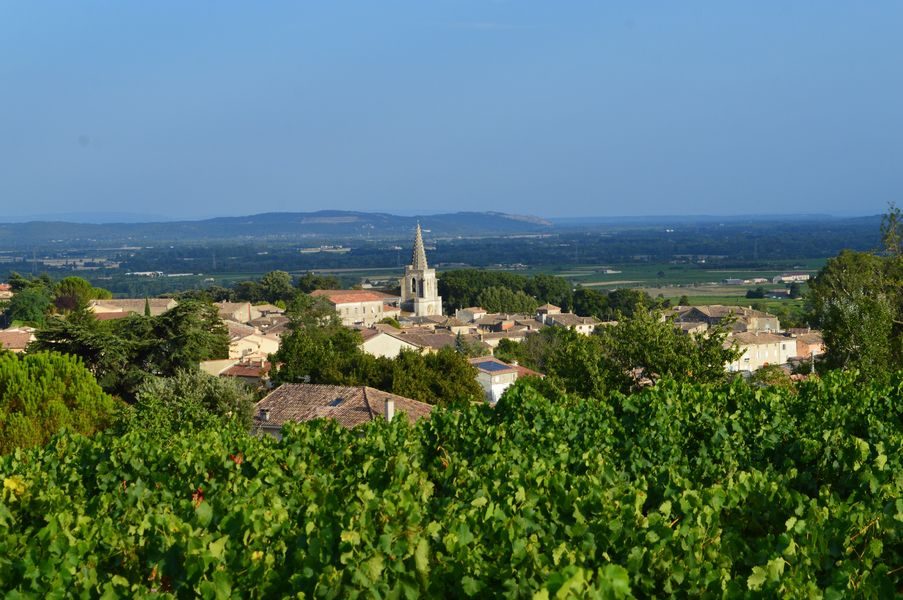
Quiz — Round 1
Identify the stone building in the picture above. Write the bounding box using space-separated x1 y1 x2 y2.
400 224 443 317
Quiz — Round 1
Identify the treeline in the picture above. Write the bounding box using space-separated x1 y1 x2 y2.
439 269 666 319
176 271 342 306
1 371 899 596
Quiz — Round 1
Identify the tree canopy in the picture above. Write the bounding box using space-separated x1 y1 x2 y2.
32 300 229 401
808 250 901 380
0 351 117 454
119 369 255 437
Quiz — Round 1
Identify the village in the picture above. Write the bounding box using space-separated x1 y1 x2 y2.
0 225 825 436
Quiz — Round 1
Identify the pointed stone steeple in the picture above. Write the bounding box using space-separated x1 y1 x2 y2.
411 223 428 270
400 222 442 317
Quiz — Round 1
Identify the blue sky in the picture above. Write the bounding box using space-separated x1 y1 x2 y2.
2 2 901 220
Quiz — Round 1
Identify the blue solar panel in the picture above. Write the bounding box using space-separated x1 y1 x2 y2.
476 361 511 372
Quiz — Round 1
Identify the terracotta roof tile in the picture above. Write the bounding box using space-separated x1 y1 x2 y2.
310 289 396 305
254 383 432 429
0 331 31 351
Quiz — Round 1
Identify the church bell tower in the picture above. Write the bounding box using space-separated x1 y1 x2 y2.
400 223 442 316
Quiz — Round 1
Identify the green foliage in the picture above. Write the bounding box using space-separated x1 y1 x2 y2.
808 250 901 380
1 372 899 596
596 309 739 391
32 300 229 401
273 296 481 405
454 332 486 358
571 288 609 319
476 286 539 314
748 364 795 391
119 369 255 436
272 294 361 385
439 270 572 312
32 308 137 396
5 286 52 326
148 300 229 374
606 288 655 318
745 286 766 299
296 271 341 294
258 270 295 303
0 351 116 454
378 316 401 329
499 311 738 395
388 348 483 406
53 276 111 312
880 201 902 256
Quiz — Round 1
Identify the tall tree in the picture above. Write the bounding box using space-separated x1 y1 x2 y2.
596 309 739 392
571 288 609 318
5 286 52 325
148 300 229 376
808 250 898 379
880 201 902 256
296 272 341 293
53 276 111 312
259 270 296 303
31 308 134 395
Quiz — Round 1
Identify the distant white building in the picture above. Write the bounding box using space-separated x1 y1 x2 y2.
772 272 811 284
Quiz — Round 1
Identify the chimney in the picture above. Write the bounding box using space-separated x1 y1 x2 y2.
259 408 270 422
385 397 395 422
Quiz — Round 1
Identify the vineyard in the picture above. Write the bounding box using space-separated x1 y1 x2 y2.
1 372 901 597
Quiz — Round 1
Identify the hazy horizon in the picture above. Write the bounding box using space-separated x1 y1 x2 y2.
3 3 902 220
0 208 885 226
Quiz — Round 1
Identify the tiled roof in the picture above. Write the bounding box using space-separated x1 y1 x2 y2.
548 313 597 327
729 332 788 345
796 332 824 345
514 364 544 378
310 289 395 305
94 311 131 321
226 321 259 340
0 331 31 351
396 331 466 351
254 383 433 429
0 283 11 291
93 298 175 316
222 362 271 378
250 315 290 329
252 303 284 314
688 305 774 319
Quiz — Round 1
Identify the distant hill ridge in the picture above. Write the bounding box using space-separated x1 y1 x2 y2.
0 210 554 245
